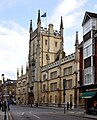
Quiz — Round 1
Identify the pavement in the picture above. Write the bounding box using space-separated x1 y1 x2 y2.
66 108 97 119
0 110 10 120
0 110 3 120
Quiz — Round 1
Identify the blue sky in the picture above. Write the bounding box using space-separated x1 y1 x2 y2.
0 0 97 80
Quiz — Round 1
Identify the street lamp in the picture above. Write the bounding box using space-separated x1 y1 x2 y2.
63 79 66 113
1 74 7 120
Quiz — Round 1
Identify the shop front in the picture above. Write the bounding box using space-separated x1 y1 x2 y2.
81 91 97 115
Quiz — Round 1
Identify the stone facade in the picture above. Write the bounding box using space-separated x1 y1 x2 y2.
16 10 79 107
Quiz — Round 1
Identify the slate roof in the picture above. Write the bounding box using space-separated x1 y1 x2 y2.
82 11 97 26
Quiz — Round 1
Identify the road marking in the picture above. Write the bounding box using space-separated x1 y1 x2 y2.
33 114 40 119
29 111 32 114
21 112 24 115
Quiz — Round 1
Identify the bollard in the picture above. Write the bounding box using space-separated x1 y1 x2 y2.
64 104 65 113
35 102 38 107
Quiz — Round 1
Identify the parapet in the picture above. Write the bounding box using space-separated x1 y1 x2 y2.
42 53 75 71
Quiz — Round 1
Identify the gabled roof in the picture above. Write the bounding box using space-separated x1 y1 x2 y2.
82 11 97 26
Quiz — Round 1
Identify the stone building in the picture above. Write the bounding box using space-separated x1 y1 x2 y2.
5 79 16 103
16 10 79 107
16 66 28 104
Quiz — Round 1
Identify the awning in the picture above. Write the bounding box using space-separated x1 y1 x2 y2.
80 91 97 99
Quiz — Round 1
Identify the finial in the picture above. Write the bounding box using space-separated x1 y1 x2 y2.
37 10 41 24
60 16 63 29
21 65 23 76
75 31 79 46
29 19 33 32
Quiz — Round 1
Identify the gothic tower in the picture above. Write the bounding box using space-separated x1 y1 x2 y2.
28 10 65 104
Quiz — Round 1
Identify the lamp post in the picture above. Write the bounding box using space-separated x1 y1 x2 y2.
63 79 66 113
2 74 7 120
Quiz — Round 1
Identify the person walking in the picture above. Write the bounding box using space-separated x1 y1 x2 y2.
7 101 10 110
67 102 69 110
0 101 1 110
70 102 72 110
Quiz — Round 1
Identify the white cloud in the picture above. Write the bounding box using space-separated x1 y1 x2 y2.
0 0 32 12
94 4 97 9
48 0 88 55
0 20 29 80
49 0 88 29
64 31 82 55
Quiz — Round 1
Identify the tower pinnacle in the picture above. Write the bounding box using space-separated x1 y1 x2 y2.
75 31 79 47
29 19 33 32
37 10 41 24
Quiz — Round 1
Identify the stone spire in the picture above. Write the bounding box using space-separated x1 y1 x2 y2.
17 68 19 79
59 16 64 59
75 31 79 48
37 10 41 25
29 19 33 33
26 62 29 72
75 31 79 62
60 16 63 31
21 65 23 76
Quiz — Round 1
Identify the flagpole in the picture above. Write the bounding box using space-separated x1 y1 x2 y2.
41 12 47 28
46 12 47 28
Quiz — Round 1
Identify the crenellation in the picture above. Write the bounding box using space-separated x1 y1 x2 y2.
40 26 60 36
41 27 48 34
54 30 60 36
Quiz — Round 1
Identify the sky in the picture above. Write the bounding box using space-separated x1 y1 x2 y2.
0 0 97 80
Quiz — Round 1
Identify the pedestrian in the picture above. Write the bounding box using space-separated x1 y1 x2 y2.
4 101 7 111
67 102 69 110
1 101 4 111
70 102 72 110
31 101 32 107
7 101 10 110
0 101 1 110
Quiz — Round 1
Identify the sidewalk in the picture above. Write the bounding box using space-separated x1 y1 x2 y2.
0 110 3 120
66 108 97 119
0 110 10 120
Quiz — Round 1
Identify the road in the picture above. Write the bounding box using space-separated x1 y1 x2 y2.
10 105 94 120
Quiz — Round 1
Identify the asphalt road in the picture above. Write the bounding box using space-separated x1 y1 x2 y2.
10 105 94 120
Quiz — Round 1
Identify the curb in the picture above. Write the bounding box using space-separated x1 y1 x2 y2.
66 112 97 120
